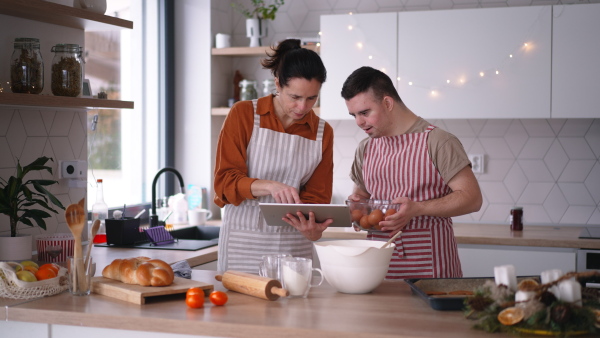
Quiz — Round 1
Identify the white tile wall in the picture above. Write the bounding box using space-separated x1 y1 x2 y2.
220 0 600 226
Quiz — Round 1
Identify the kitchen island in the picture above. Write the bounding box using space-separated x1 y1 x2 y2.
3 268 514 338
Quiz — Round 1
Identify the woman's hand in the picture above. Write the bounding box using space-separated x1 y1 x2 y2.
251 180 301 204
283 211 332 241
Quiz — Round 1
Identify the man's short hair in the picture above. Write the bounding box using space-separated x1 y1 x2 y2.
341 66 402 103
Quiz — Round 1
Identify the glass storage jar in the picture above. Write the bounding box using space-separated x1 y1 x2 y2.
51 43 82 97
262 79 276 97
10 38 44 94
239 79 258 101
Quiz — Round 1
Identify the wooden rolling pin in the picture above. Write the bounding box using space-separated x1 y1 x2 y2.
215 270 289 301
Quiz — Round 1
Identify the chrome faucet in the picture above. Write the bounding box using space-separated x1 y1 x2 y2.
150 167 185 227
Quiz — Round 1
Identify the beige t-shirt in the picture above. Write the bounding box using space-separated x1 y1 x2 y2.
350 117 471 193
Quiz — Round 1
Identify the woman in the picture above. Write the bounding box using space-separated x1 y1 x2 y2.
213 39 334 274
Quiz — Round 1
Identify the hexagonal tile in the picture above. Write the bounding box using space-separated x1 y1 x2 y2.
520 205 551 224
6 112 26 159
49 137 75 161
547 119 566 135
543 185 568 223
442 119 476 137
585 119 600 159
504 120 528 157
0 108 14 136
480 137 514 159
558 160 595 183
334 0 361 10
480 181 513 203
334 157 354 179
588 208 600 224
559 119 593 137
521 119 555 137
69 113 87 159
585 162 600 204
503 161 527 200
480 203 513 223
560 205 596 224
518 182 553 204
544 139 568 180
19 109 47 136
19 138 47 166
479 159 513 182
288 0 309 30
480 119 512 137
519 137 553 159
49 111 75 137
558 182 595 206
518 159 554 182
559 137 595 160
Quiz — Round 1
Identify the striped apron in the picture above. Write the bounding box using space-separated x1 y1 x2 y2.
217 99 326 274
363 125 462 279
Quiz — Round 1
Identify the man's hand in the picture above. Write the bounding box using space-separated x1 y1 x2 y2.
283 211 332 241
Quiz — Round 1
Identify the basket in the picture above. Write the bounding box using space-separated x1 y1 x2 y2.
35 233 74 263
0 262 68 299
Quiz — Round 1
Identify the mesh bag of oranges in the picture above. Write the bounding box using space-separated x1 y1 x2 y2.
0 262 68 299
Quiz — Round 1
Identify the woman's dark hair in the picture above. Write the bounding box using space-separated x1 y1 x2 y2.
261 39 326 88
341 66 402 103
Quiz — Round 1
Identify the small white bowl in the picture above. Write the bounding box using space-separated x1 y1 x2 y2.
314 239 395 294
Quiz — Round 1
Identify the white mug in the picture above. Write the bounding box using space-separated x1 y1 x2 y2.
281 257 323 298
187 209 213 225
215 33 231 48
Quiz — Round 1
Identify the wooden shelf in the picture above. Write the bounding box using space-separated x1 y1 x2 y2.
211 106 319 116
0 93 134 110
212 44 320 56
0 0 133 30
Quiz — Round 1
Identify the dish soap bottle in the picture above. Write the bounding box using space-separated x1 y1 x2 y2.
91 179 109 243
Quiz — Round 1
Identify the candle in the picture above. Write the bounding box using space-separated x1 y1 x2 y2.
558 279 582 306
541 269 563 297
515 290 535 307
494 265 517 291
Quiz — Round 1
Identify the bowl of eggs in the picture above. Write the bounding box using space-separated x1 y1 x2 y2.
345 199 400 232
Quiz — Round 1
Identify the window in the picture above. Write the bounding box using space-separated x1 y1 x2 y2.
86 0 161 210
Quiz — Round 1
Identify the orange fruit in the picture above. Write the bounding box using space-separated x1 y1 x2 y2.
497 307 524 326
38 263 60 275
35 268 57 281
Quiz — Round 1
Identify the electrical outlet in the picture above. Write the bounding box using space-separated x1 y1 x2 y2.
468 154 484 174
59 160 87 179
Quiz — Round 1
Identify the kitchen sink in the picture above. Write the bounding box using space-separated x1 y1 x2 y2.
168 225 220 241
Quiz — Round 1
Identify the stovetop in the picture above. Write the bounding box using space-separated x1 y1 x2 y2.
579 227 600 239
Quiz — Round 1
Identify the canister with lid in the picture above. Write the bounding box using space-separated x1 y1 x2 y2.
239 79 258 101
10 38 44 94
262 79 276 97
510 207 523 231
51 43 83 97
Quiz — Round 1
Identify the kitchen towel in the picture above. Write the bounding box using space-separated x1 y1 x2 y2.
171 260 192 279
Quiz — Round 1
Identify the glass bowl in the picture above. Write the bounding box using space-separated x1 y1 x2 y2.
345 199 400 232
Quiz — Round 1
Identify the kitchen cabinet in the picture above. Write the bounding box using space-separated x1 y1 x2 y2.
551 3 600 118
397 6 552 119
458 244 576 278
320 12 398 120
0 0 134 110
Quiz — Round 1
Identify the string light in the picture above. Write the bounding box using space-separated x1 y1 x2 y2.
446 79 450 84
479 72 485 77
356 42 363 49
408 82 413 86
495 70 499 75
397 77 401 81
348 25 353 30
368 55 373 59
381 68 386 73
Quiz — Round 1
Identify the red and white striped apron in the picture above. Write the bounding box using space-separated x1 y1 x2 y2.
363 125 462 279
217 99 326 274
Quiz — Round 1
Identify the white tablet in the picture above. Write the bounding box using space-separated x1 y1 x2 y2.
258 203 352 227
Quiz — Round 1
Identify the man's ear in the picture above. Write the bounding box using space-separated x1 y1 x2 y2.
383 96 394 111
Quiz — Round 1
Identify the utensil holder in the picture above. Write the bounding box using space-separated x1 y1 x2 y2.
105 217 142 245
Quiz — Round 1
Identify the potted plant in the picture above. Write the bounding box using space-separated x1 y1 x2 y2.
0 156 65 261
231 0 284 47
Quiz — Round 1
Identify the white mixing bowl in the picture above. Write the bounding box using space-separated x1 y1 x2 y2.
314 239 395 294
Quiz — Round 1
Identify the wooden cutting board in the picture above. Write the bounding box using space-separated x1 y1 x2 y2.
91 276 213 305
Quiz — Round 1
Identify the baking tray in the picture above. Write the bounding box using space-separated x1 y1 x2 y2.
406 276 540 311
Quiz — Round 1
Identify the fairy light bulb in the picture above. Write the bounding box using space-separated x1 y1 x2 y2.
357 42 363 49
509 54 513 58
349 12 353 15
446 79 450 84
348 25 353 30
368 55 373 59
495 70 499 75
316 42 321 47
318 31 322 36
479 72 485 77
397 77 401 81
380 68 386 73
408 81 413 86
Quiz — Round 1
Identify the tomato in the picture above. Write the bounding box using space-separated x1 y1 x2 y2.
186 287 205 308
209 291 228 306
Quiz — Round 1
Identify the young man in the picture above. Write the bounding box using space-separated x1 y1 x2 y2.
343 66 482 279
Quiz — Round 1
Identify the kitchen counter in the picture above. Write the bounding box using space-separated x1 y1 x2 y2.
323 223 600 249
3 269 517 338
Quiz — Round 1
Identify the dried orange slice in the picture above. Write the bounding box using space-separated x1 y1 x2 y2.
517 279 539 292
498 307 525 326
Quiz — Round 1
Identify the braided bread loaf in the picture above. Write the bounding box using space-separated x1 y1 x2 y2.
102 256 174 287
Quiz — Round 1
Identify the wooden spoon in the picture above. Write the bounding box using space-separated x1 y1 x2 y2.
84 219 100 271
381 231 402 249
65 201 86 292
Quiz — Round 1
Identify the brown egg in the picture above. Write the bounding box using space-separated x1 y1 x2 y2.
351 209 364 223
359 215 371 229
368 209 384 227
385 208 397 218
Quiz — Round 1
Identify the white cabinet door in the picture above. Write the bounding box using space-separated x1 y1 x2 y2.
552 3 600 118
458 244 576 278
397 6 552 119
320 13 397 120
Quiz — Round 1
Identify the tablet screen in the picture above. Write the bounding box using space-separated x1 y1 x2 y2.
258 203 352 227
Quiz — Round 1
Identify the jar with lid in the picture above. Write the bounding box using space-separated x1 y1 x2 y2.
51 43 82 97
10 38 44 94
262 79 276 97
239 79 258 101
510 206 523 231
